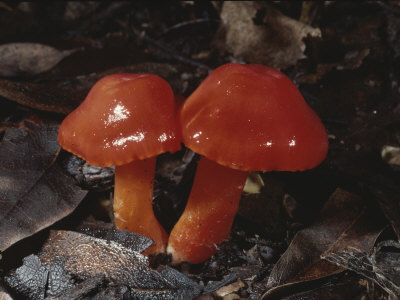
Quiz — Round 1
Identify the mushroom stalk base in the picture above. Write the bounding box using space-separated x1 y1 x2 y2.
114 157 168 254
167 156 248 264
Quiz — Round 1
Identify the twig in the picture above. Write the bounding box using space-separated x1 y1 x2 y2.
161 18 220 36
77 2 132 32
119 20 213 72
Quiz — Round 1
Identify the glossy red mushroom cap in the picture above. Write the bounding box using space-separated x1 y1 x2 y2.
180 63 328 171
58 73 180 167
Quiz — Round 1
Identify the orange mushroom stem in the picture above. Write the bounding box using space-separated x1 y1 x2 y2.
114 158 168 254
168 157 247 264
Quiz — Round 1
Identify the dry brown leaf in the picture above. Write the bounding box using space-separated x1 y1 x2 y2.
63 2 100 21
0 123 87 252
296 48 371 84
0 43 80 77
5 230 202 299
0 62 184 114
0 282 13 300
0 78 87 114
243 172 264 194
217 1 321 69
0 292 13 300
215 279 246 297
323 240 400 299
261 188 386 299
381 145 400 166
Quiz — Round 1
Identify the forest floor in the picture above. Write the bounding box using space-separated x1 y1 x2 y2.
1 2 400 299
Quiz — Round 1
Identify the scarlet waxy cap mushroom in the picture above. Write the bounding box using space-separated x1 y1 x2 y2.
168 63 328 264
58 73 180 254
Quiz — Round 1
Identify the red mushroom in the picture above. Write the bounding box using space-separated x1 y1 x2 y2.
167 63 328 264
58 73 180 254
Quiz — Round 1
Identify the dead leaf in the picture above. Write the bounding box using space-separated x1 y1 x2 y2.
202 273 238 295
0 293 13 300
5 254 72 299
381 145 400 166
0 283 13 300
323 240 400 299
261 188 386 299
277 274 368 300
0 43 80 77
295 63 336 85
0 78 88 114
216 1 321 69
0 123 87 252
243 172 264 194
0 2 12 11
78 226 153 253
215 279 246 297
383 3 400 57
0 62 187 114
63 2 100 21
296 48 370 84
5 230 202 299
54 275 110 300
61 155 114 191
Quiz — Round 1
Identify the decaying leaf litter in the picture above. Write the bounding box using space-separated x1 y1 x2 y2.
0 2 400 299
